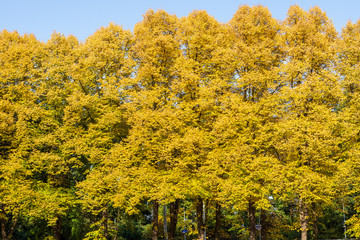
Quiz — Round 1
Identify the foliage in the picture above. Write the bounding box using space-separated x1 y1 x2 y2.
1 5 360 240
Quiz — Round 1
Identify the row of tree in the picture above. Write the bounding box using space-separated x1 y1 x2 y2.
1 4 360 240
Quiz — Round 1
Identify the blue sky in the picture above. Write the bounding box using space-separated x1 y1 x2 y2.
1 0 359 42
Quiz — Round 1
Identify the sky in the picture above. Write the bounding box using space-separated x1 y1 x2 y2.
1 0 360 42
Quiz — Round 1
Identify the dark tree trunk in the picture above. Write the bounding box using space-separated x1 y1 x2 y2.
53 217 62 240
214 202 221 240
102 208 109 239
169 199 180 240
0 203 7 240
312 202 319 240
196 198 205 240
164 204 168 240
8 218 17 240
152 200 159 240
248 200 256 240
0 203 17 240
313 219 319 240
299 198 308 240
1 217 8 240
260 209 268 240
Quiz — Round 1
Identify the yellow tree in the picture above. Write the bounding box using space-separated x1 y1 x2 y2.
0 30 47 240
71 23 134 239
174 9 231 240
99 10 182 240
5 32 84 239
0 30 80 239
276 6 342 240
213 5 284 240
336 19 360 238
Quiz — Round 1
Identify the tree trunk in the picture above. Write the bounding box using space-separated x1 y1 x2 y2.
312 203 318 240
0 205 16 240
8 218 17 240
260 209 267 240
152 200 159 240
53 217 62 240
102 208 109 239
164 204 168 240
0 203 8 240
196 198 205 240
214 202 221 240
313 219 318 240
1 217 8 240
248 200 256 240
299 199 308 240
169 199 180 240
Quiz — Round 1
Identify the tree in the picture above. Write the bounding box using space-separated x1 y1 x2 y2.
73 23 134 239
175 9 231 240
98 10 183 240
276 6 341 240
212 5 283 240
336 18 360 238
0 30 47 240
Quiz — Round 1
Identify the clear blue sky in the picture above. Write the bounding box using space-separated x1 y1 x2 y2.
1 0 359 42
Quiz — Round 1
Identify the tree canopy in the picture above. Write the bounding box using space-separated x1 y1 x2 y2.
1 5 360 240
